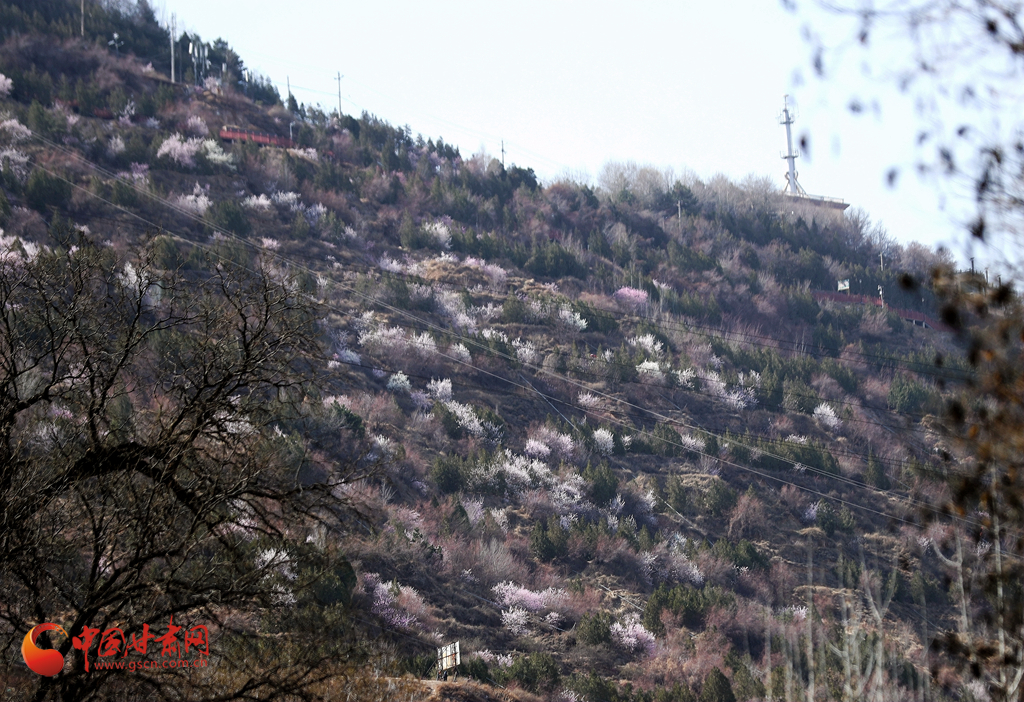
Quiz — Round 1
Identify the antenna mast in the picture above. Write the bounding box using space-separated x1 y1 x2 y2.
336 72 343 118
780 95 806 196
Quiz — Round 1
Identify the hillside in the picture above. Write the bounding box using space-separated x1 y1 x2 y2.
0 3 1012 702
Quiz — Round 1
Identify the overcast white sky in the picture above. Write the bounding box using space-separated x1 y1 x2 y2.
155 1 1021 268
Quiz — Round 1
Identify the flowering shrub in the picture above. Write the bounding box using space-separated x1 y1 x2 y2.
0 73 12 98
593 428 614 456
511 338 538 364
636 359 666 385
115 162 150 187
409 283 432 302
698 369 726 398
443 400 485 437
271 191 301 208
643 538 706 587
410 332 438 358
696 368 757 410
198 140 234 168
410 390 432 410
482 328 508 343
524 438 551 459
243 194 273 210
785 605 809 622
474 514 503 542
107 135 125 157
434 289 475 331
463 256 507 287
531 426 576 460
156 133 203 168
549 475 595 518
558 305 588 331
0 118 31 142
305 202 328 225
359 325 408 355
378 255 404 274
674 368 696 388
372 434 398 459
0 149 27 181
813 402 842 431
386 372 411 393
461 497 485 525
1 234 44 263
493 582 567 612
255 548 298 605
577 392 601 409
501 607 530 636
184 114 209 136
613 286 648 310
255 547 297 581
470 302 502 322
362 573 426 630
678 433 706 453
424 220 452 249
470 451 554 497
471 650 502 666
448 343 472 363
610 613 656 655
722 387 757 410
629 333 664 357
427 378 453 402
176 182 212 215
117 99 136 125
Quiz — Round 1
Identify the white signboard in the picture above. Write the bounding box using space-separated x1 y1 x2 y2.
437 641 460 672
838 279 850 292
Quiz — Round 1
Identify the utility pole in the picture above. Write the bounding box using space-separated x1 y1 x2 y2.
677 200 682 222
81 0 85 37
169 14 176 83
501 140 506 168
880 252 883 271
336 72 343 118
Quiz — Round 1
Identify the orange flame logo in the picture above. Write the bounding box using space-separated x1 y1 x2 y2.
22 623 67 677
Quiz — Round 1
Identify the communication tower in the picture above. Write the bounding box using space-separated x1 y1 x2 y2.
778 96 849 210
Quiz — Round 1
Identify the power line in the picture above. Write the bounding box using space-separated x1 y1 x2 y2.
22 132 962 483
20 134 972 532
21 132 954 470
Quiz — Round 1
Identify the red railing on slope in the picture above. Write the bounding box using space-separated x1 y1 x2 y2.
219 126 294 149
812 291 951 333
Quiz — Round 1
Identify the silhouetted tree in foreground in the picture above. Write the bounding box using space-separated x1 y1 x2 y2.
928 269 1024 701
797 2 1024 694
0 230 377 701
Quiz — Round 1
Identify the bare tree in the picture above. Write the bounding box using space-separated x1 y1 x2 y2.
0 229 372 701
798 0 1024 275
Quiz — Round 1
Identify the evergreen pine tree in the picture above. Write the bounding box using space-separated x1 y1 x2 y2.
700 668 736 702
